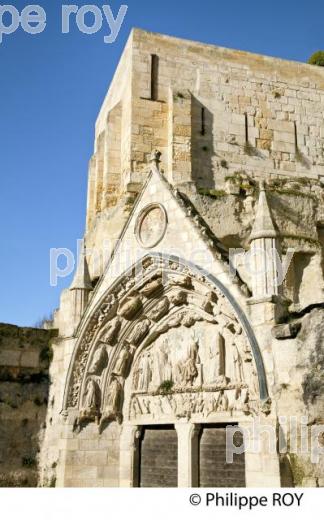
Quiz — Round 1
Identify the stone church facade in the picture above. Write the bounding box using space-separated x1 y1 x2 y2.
2 29 324 487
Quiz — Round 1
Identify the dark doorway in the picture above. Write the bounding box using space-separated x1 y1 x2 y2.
199 424 246 487
139 425 178 488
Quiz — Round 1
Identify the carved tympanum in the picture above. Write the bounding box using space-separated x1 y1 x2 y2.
65 256 266 430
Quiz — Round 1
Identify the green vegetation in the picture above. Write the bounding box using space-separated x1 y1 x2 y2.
158 380 174 394
308 51 324 67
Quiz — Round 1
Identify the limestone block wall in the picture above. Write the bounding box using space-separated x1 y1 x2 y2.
58 422 121 488
0 324 56 487
131 29 324 186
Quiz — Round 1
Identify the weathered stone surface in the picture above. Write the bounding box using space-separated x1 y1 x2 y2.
0 324 56 487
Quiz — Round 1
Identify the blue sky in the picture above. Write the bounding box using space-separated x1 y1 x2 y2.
0 0 323 326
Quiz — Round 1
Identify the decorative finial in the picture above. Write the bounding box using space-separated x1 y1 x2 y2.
150 150 162 170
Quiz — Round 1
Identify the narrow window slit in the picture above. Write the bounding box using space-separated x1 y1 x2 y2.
150 54 159 101
245 113 249 143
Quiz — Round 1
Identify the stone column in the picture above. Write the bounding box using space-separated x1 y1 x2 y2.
119 424 141 487
175 422 201 487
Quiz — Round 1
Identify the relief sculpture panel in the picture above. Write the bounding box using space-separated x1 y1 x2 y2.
129 319 259 422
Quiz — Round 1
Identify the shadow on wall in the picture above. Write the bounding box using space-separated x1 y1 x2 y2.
279 454 295 487
317 225 324 279
191 97 215 189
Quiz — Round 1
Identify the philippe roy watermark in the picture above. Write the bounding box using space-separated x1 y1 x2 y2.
229 247 295 286
0 3 128 44
49 239 294 287
226 416 324 464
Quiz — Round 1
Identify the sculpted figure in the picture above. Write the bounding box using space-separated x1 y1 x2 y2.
203 291 218 314
131 397 142 418
106 375 122 415
84 379 100 412
216 390 229 412
208 332 227 384
167 394 177 414
182 340 200 386
142 398 151 414
102 317 121 346
241 388 251 415
182 313 197 328
157 340 172 383
171 275 192 289
113 344 132 377
233 332 251 363
147 297 169 322
233 344 244 382
156 396 164 415
128 318 150 346
170 290 187 306
97 294 117 326
137 352 152 392
195 394 204 414
88 344 108 375
213 306 230 330
140 277 163 298
117 294 142 320
74 379 101 430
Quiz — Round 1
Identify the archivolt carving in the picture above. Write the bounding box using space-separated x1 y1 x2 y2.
65 255 269 431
